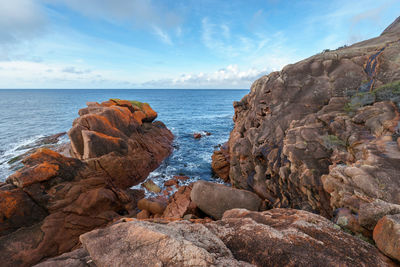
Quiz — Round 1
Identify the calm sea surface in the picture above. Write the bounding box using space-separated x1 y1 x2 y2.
0 89 248 185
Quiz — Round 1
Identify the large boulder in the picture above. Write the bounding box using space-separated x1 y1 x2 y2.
190 180 262 219
373 214 400 261
68 100 173 188
79 220 253 267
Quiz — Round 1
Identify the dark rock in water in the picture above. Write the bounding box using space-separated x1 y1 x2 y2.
0 100 173 267
373 214 400 261
191 180 262 219
193 133 202 139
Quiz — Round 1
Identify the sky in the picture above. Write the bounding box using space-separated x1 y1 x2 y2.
0 0 399 89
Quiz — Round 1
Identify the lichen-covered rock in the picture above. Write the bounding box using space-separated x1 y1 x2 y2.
191 180 262 219
373 214 400 261
69 100 173 188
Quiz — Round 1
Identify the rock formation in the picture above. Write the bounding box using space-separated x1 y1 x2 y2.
0 100 173 266
36 209 396 266
222 17 400 220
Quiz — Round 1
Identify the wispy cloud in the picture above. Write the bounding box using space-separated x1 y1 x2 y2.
152 26 173 45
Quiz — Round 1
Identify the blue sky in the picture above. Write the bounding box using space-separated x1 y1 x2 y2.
0 0 399 89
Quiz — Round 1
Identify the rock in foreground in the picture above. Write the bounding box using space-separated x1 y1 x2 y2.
40 209 396 267
373 214 400 262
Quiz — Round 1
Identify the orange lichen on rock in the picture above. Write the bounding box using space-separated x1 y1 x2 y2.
8 161 59 188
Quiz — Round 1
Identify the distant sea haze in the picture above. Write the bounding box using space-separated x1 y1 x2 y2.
0 89 248 184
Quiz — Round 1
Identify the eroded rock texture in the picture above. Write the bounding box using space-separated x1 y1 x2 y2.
40 209 396 267
226 16 400 223
0 100 173 267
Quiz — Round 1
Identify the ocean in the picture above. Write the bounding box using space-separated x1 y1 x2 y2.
0 89 248 186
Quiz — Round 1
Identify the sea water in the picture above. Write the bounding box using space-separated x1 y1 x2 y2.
0 89 248 187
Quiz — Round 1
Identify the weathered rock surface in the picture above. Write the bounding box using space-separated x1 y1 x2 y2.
191 180 262 219
226 16 400 224
373 214 400 261
34 248 94 267
0 100 173 267
42 208 396 266
80 219 253 267
162 185 199 219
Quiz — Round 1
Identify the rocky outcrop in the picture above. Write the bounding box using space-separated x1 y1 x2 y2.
226 16 400 226
69 99 173 188
191 181 262 219
373 214 400 261
39 208 396 266
0 100 173 266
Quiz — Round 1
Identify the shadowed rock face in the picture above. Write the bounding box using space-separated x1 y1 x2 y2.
226 16 400 221
0 100 174 267
38 209 396 267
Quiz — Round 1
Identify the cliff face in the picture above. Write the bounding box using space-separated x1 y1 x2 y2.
0 100 173 267
227 18 400 219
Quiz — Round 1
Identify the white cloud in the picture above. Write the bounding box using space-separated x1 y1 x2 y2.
142 64 269 89
0 0 46 44
0 61 128 88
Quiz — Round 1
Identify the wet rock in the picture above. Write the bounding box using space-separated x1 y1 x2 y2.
164 179 178 187
79 220 253 267
373 214 400 261
191 181 262 219
142 179 161 193
193 133 202 139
